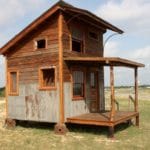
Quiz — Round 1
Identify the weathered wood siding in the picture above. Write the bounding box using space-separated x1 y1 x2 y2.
63 17 104 56
63 15 105 115
64 65 105 120
6 14 60 122
6 12 105 122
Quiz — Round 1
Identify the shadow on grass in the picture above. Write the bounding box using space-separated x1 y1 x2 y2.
16 120 55 131
67 122 131 136
16 120 132 136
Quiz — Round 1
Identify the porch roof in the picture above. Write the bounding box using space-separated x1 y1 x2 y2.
64 57 145 68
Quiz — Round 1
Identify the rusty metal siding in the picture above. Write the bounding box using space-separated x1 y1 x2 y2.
8 83 59 123
64 82 90 121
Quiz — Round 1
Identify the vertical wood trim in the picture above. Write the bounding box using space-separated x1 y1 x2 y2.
69 29 72 52
83 28 86 54
58 11 64 123
17 70 19 95
99 66 105 111
96 71 100 111
5 58 8 118
7 69 19 96
110 66 115 121
134 67 138 112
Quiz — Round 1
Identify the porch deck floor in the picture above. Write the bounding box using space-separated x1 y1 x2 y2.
67 111 139 127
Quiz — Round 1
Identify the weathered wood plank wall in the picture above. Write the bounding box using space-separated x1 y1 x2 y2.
7 14 60 122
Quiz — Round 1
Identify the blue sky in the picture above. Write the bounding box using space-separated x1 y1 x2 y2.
0 0 150 87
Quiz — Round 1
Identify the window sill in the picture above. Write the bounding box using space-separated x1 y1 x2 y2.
39 87 57 91
8 93 19 96
35 48 48 51
72 97 85 101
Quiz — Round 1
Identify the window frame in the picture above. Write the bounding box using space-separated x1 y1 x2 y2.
72 38 83 53
8 69 19 96
39 66 57 90
71 68 86 101
88 30 99 41
34 37 47 50
70 26 84 53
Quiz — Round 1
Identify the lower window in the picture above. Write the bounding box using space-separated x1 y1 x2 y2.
72 70 85 99
8 70 19 95
39 67 56 90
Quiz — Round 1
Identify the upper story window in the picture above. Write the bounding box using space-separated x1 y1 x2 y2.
89 31 99 41
71 27 83 53
8 70 19 95
35 38 46 49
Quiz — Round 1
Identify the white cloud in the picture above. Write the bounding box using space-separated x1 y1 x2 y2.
96 0 150 34
132 46 150 60
104 41 120 57
0 55 5 64
104 41 150 62
0 63 5 87
0 0 49 28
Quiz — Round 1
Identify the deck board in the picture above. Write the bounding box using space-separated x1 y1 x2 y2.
67 111 139 126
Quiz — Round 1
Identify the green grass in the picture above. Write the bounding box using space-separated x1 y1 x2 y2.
0 88 150 150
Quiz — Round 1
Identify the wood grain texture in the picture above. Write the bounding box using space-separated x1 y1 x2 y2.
67 111 139 127
134 67 138 112
7 14 59 84
58 11 64 123
5 58 8 118
110 66 115 121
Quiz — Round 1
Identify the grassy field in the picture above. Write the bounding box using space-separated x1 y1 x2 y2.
0 87 150 150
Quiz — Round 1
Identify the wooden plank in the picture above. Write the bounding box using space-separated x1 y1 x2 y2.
5 58 8 118
135 67 138 112
64 57 145 67
110 66 115 121
67 118 113 126
67 111 139 127
58 11 64 123
114 112 139 125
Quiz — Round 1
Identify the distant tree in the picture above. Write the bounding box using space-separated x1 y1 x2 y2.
0 87 5 97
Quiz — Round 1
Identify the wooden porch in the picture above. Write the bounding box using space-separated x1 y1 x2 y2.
67 111 139 127
64 56 144 137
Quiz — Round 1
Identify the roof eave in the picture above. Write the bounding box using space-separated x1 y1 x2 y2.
64 56 145 68
62 6 124 34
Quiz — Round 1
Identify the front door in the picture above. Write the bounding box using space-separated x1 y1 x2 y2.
90 71 99 112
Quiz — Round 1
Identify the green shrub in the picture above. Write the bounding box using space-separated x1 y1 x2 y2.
0 87 5 97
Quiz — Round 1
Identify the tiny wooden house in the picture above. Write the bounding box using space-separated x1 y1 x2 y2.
0 1 144 137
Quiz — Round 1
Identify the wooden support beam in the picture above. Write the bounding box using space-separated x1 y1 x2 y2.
108 126 115 139
58 11 64 124
5 58 8 118
136 115 139 127
134 67 138 112
110 66 115 121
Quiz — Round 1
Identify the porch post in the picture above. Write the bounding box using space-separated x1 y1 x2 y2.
110 66 115 121
134 67 139 126
134 67 138 112
54 11 68 135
